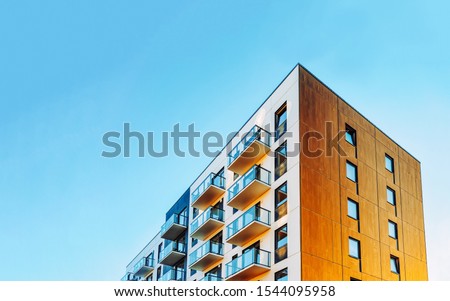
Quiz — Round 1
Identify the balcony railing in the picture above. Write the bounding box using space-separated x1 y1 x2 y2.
228 125 271 174
121 273 137 281
225 248 271 281
133 257 155 277
226 205 271 246
158 241 186 266
158 268 185 281
191 173 226 210
160 213 188 240
227 165 271 210
190 207 224 240
200 274 223 281
189 241 224 271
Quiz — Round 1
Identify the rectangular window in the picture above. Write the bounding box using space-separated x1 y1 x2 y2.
385 154 394 173
345 124 356 146
387 187 396 205
388 220 398 239
390 256 400 274
349 237 360 259
275 142 287 180
275 182 288 221
157 243 163 261
275 103 287 140
275 268 288 281
346 161 357 182
347 198 359 220
193 207 199 219
192 237 198 247
156 267 161 280
275 224 288 263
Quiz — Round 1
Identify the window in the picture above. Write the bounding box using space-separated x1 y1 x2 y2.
190 269 197 276
275 142 287 180
347 199 359 220
349 237 360 259
388 221 398 239
385 154 394 173
193 207 199 219
192 237 198 247
345 124 356 146
275 268 288 281
233 208 238 214
157 243 163 261
390 256 400 274
275 182 288 221
387 187 396 206
275 224 288 263
156 267 161 281
147 273 153 281
233 172 239 181
346 161 357 182
275 103 287 140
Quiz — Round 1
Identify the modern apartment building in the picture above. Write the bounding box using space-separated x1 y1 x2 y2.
122 64 428 281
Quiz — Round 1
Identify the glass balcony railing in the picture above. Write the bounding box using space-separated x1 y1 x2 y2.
121 273 137 281
225 248 271 279
226 205 271 242
200 274 223 281
160 213 188 240
189 241 224 267
190 207 224 238
158 268 185 281
227 165 271 209
133 257 154 276
191 173 225 208
228 125 271 166
159 241 186 262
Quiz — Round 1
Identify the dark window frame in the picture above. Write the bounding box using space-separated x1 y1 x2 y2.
388 220 398 239
390 256 400 274
347 198 359 220
275 268 288 281
275 102 287 141
385 154 394 173
348 237 361 259
275 182 288 221
387 186 396 206
275 224 288 263
275 142 287 180
345 124 357 146
346 161 358 182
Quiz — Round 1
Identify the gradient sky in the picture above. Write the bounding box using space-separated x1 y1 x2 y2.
0 0 449 280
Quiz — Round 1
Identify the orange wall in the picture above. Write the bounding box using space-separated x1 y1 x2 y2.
299 67 428 281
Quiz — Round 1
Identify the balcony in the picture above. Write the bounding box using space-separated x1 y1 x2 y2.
158 268 185 281
227 165 271 210
189 241 224 271
228 125 271 174
200 275 223 281
225 248 271 281
121 273 137 281
190 207 224 240
133 257 154 278
226 205 271 246
191 173 226 210
158 241 186 266
160 213 187 240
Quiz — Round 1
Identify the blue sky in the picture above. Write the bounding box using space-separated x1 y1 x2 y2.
0 0 449 280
